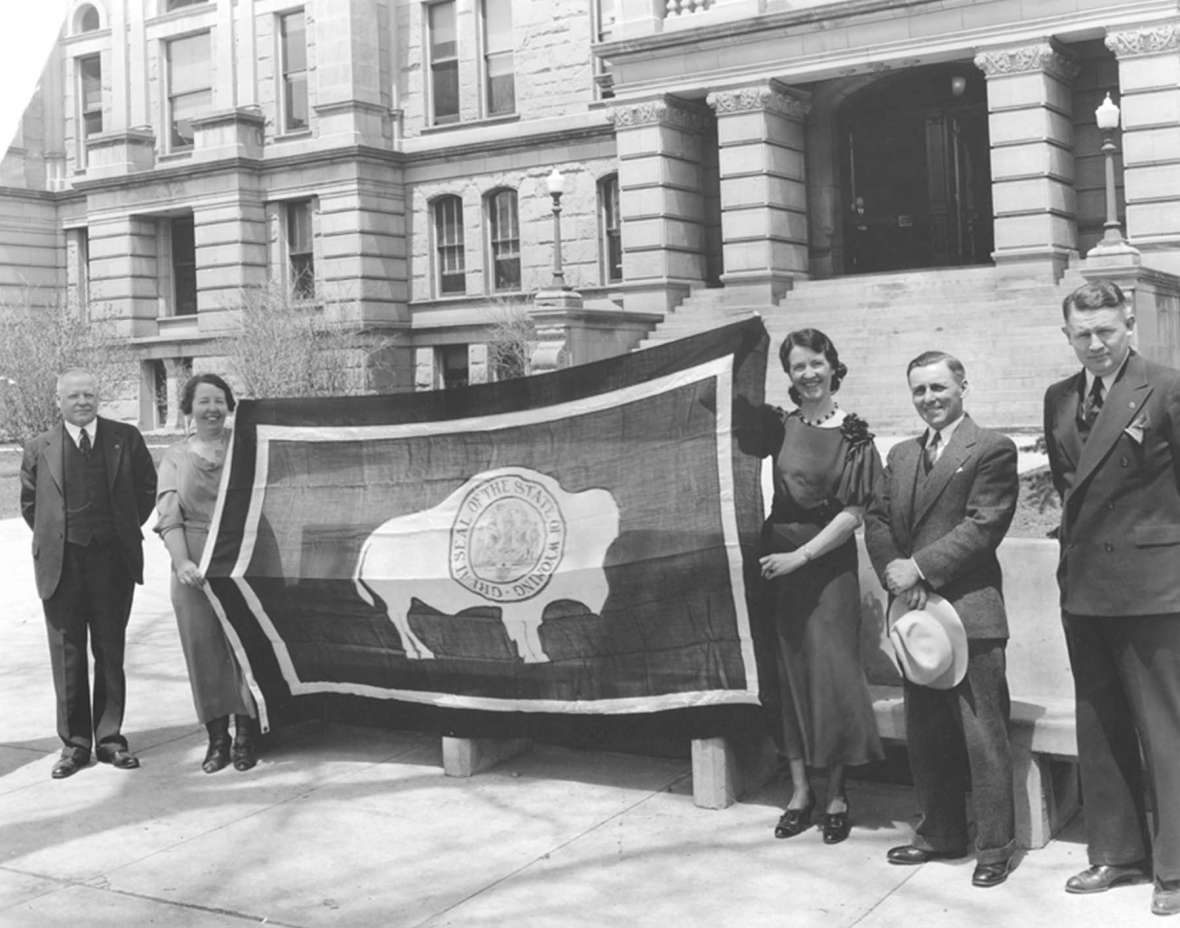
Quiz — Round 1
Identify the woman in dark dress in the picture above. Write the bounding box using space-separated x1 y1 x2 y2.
758 329 884 844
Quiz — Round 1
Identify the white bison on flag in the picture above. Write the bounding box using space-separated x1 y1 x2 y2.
354 467 620 663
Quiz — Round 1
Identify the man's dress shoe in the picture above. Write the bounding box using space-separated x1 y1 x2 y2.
51 750 89 779
1153 880 1180 917
96 747 140 770
886 845 967 865
972 860 1012 888
1064 863 1148 894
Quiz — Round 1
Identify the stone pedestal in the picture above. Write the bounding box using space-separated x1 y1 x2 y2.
610 97 712 314
976 43 1081 281
531 289 662 373
706 82 810 304
1106 24 1180 273
84 129 156 179
191 108 266 162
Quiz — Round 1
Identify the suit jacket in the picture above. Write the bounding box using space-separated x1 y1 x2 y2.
20 416 157 600
864 415 1019 639
1044 351 1180 616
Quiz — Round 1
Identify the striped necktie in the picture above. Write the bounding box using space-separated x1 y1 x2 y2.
79 429 92 458
924 431 940 474
1081 377 1105 432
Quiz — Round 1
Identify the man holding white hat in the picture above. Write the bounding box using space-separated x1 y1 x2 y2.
865 350 1019 887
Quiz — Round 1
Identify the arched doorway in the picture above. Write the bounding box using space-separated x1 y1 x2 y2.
840 64 993 274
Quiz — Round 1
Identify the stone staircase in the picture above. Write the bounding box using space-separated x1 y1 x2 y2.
639 266 1089 432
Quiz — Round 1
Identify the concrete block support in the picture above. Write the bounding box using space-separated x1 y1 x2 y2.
1107 24 1180 269
610 96 711 314
691 736 778 810
707 82 810 304
442 736 532 777
975 43 1081 281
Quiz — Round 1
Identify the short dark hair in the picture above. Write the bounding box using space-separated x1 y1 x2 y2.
180 373 236 415
779 328 848 404
906 350 966 384
1061 279 1127 321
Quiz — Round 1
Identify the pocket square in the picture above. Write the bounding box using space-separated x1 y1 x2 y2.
1125 412 1149 445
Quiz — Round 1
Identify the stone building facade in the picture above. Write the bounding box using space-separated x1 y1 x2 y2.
2 0 1179 428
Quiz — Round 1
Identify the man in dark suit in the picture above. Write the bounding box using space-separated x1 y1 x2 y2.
865 350 1019 888
20 369 157 779
1045 279 1180 917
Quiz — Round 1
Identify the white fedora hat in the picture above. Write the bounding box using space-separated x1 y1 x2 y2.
887 593 968 690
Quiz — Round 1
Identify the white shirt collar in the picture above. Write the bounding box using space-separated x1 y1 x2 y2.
926 412 966 452
63 419 97 448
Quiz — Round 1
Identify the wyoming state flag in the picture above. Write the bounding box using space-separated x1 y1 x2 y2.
201 316 770 738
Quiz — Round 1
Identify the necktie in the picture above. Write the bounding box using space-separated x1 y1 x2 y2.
1081 377 1105 431
78 429 92 458
924 431 940 474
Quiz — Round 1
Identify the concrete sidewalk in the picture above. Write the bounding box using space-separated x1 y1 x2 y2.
0 515 1165 928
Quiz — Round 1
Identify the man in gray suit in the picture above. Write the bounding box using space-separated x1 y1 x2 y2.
20 369 157 778
865 350 1019 887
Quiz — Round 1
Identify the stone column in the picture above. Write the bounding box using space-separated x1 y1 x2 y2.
706 81 810 304
1106 24 1180 273
975 42 1081 280
194 194 268 333
313 0 393 147
86 215 159 338
610 96 711 314
414 347 436 391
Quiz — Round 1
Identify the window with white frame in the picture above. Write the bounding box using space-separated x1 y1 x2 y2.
286 199 315 300
166 32 211 151
599 174 622 283
487 189 520 292
481 0 514 116
171 215 198 316
77 55 102 163
427 1 459 125
278 9 308 133
433 196 466 295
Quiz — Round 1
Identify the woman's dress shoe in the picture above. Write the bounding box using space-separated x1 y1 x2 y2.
821 800 851 845
202 716 231 774
774 798 814 839
232 714 259 771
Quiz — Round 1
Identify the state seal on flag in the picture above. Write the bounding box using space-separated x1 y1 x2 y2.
450 474 566 602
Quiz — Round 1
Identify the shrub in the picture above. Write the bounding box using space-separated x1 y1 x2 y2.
218 281 398 398
485 300 536 382
0 289 131 445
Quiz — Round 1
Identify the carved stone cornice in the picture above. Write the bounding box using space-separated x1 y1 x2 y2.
706 84 811 120
608 98 712 133
1106 24 1180 58
973 43 1081 81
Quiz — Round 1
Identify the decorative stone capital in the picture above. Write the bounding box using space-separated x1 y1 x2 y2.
1106 25 1180 58
608 97 712 133
973 43 1080 81
706 84 811 120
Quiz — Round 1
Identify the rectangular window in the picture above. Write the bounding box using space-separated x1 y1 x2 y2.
77 55 102 164
600 176 622 283
482 0 514 116
279 10 308 132
171 215 197 316
166 32 211 150
428 1 459 125
287 199 315 299
433 197 466 295
488 190 520 292
439 344 469 390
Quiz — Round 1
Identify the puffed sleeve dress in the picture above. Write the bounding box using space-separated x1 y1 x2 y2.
759 407 885 768
155 436 253 723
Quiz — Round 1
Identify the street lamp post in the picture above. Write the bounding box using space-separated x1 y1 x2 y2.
546 167 567 290
1095 92 1126 248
